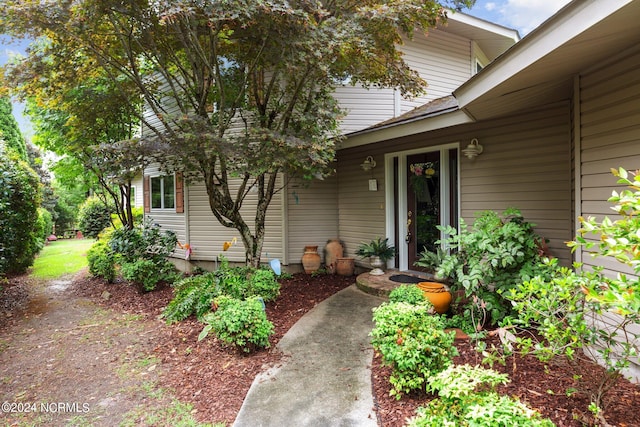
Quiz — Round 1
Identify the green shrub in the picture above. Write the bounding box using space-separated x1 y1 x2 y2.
162 272 221 323
431 208 549 328
0 144 41 276
36 208 53 242
216 265 252 299
407 364 555 427
78 196 112 239
109 218 177 263
87 239 116 283
248 269 280 302
370 301 457 398
389 284 429 305
199 295 274 353
121 258 179 292
498 169 640 424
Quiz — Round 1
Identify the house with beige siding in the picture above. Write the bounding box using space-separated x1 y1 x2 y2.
337 0 640 277
143 0 639 279
142 11 520 268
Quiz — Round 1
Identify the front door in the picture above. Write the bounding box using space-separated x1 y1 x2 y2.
406 152 441 268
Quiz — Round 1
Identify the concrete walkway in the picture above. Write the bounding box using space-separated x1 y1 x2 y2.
233 284 385 427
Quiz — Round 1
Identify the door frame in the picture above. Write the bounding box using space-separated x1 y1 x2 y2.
384 143 460 271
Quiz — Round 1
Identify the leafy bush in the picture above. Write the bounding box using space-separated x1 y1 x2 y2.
109 218 177 263
0 144 41 276
121 258 180 292
199 295 274 353
388 284 429 305
502 167 640 424
36 208 53 242
87 239 116 283
247 269 280 302
78 196 112 239
408 364 555 427
162 265 280 323
430 208 549 327
163 272 221 323
370 301 457 398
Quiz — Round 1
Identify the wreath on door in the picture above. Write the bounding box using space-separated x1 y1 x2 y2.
409 162 437 202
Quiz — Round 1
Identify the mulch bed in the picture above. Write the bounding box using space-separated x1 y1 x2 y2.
5 270 639 426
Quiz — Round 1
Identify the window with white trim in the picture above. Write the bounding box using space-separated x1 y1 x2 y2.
151 175 175 210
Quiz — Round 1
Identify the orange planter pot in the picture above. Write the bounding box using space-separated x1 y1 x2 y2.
417 282 452 314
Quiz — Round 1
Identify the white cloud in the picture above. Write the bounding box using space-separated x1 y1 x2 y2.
497 0 572 35
485 2 497 12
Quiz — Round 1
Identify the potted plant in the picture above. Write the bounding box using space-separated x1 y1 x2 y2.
356 237 395 276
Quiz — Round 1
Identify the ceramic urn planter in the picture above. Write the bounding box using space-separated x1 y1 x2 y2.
301 245 321 274
417 281 452 314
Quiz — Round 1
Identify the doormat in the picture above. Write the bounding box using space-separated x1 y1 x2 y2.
388 274 425 284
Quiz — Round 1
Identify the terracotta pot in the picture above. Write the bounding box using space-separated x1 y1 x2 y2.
324 239 344 274
301 245 321 274
417 282 452 314
335 257 355 276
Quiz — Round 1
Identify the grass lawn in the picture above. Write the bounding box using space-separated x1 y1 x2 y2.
31 238 96 279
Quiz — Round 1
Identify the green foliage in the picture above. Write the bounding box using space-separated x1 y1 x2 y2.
0 97 27 161
434 208 549 327
163 273 221 324
408 365 555 427
370 301 457 398
121 259 179 292
503 169 640 420
108 219 177 263
87 239 116 283
389 284 429 305
0 143 41 276
247 269 280 302
355 237 396 262
163 265 280 323
36 207 53 241
78 196 112 239
414 247 447 272
199 295 274 353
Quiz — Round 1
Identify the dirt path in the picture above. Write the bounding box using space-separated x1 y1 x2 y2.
0 272 174 427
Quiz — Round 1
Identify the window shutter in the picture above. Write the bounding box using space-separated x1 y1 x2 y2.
143 175 150 213
176 172 184 213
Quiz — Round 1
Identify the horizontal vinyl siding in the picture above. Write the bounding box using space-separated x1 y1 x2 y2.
334 86 396 134
286 175 339 265
459 105 572 263
337 150 388 267
335 30 472 134
144 163 187 258
579 47 640 276
399 30 471 112
187 178 284 263
132 175 144 208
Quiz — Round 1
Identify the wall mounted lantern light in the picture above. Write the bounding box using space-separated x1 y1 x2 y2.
462 138 483 160
360 155 377 171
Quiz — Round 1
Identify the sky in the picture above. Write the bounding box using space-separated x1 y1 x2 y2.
1 0 573 136
466 0 572 36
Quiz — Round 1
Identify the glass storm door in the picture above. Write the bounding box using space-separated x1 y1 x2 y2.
405 149 458 270
406 152 441 268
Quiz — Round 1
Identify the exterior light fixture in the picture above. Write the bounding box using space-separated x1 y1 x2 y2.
462 138 483 160
360 156 377 171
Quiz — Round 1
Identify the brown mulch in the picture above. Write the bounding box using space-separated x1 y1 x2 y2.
68 272 356 425
4 271 640 426
373 337 640 427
